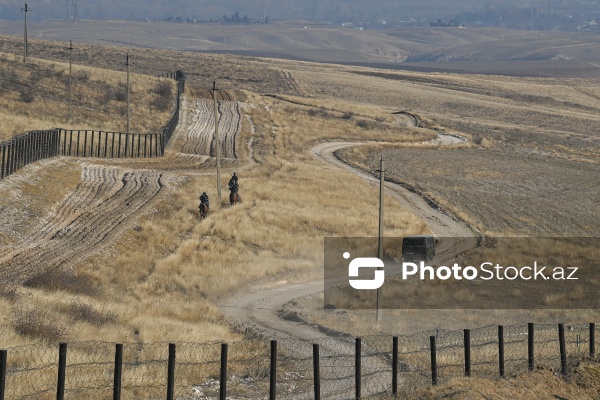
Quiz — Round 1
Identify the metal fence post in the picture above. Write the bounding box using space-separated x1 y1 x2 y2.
392 336 398 396
0 349 6 400
167 343 176 400
559 324 567 376
464 329 471 377
56 343 67 400
430 336 437 385
313 344 321 400
113 343 123 400
590 323 596 359
528 323 534 371
498 325 505 378
1 145 5 179
355 337 361 399
220 343 228 400
270 340 277 400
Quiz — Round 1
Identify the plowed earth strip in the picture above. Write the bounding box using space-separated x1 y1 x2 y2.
0 165 163 285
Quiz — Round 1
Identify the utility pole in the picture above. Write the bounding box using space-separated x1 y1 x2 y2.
376 157 384 322
125 53 132 134
213 81 222 205
23 3 30 62
67 40 73 122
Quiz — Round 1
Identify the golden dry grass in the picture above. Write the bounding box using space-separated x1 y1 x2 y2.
0 52 175 141
0 85 432 347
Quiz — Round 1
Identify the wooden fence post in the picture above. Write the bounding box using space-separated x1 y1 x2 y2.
56 343 67 400
430 336 437 385
113 343 123 400
313 344 321 400
220 343 228 400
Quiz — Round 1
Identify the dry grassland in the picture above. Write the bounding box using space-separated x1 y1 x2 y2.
0 32 599 398
0 52 176 141
0 84 432 346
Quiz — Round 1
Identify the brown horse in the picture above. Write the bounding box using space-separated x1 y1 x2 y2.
199 203 209 219
229 192 239 206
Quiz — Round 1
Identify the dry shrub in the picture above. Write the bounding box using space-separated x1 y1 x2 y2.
66 297 117 325
151 80 173 111
23 268 96 296
12 306 68 342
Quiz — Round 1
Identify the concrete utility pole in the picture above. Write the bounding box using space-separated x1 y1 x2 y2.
23 3 30 62
376 157 384 322
213 81 222 205
67 40 73 122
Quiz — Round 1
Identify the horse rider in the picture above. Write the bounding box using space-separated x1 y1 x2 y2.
199 192 209 208
228 172 239 194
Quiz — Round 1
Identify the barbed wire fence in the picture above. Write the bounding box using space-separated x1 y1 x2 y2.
0 322 596 399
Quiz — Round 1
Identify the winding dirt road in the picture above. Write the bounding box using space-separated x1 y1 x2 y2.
221 134 477 397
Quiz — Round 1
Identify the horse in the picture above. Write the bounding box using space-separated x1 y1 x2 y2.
199 203 209 219
229 192 239 206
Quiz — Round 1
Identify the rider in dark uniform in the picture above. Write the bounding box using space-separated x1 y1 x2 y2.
199 192 209 208
228 172 239 194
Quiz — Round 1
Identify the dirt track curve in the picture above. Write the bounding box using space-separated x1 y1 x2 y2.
221 127 477 397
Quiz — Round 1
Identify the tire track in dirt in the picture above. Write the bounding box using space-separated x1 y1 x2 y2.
1 92 245 288
0 164 163 285
171 96 242 162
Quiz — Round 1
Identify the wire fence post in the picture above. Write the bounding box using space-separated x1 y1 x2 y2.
464 329 471 377
355 337 361 399
430 336 437 385
113 343 123 400
528 323 534 371
56 343 67 400
590 323 596 359
167 343 176 400
0 349 6 400
558 324 567 376
392 336 398 396
498 325 505 378
313 344 321 400
270 340 277 400
220 343 228 400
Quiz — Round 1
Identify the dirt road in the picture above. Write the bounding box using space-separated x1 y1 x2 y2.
220 134 477 397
